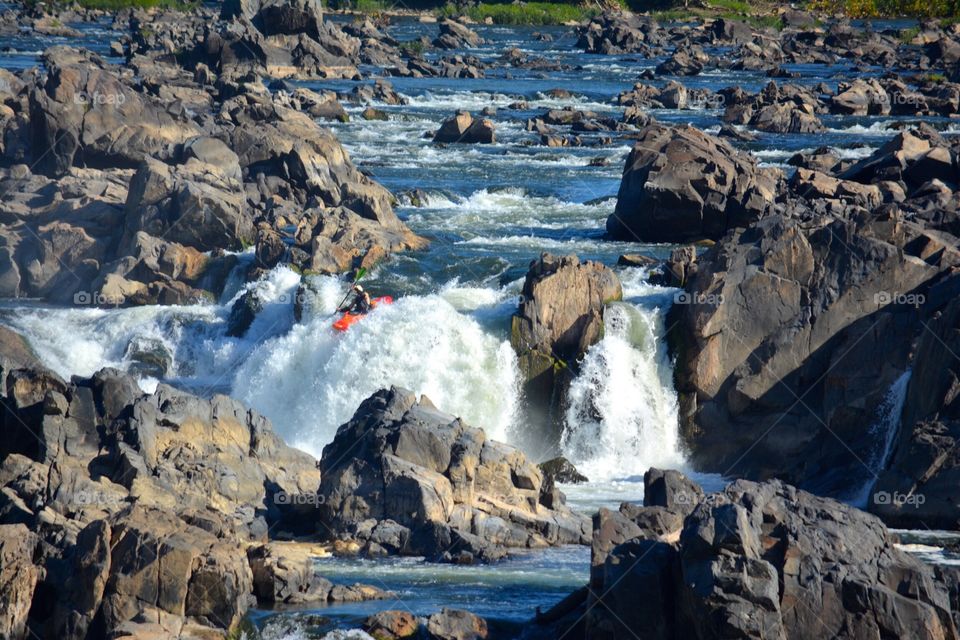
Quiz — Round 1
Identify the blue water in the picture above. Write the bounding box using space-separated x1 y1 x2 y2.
250 546 589 637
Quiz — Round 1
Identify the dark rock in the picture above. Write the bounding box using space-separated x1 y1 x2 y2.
608 123 779 242
584 474 960 640
539 457 588 484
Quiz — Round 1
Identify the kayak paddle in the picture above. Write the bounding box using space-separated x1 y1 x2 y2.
334 267 368 313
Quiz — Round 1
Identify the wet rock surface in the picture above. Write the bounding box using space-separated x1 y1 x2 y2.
510 253 621 447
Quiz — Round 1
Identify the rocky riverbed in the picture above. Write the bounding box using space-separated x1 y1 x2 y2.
2 0 960 638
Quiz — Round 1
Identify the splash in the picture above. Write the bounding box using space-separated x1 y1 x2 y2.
232 294 520 458
560 293 685 482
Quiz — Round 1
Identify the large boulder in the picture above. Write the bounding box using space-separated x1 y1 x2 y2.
533 472 960 640
433 110 495 144
28 47 200 178
607 123 779 243
318 387 590 563
669 202 960 492
433 19 482 49
510 253 621 446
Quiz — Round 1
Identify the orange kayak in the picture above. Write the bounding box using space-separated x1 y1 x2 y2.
332 296 393 332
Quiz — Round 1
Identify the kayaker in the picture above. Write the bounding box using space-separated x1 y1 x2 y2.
340 285 372 314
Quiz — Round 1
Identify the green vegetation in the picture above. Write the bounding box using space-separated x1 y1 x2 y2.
437 1 597 25
646 0 784 29
341 0 397 13
807 0 960 18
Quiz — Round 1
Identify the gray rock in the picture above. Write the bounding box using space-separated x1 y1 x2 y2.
608 123 779 242
318 387 590 562
426 608 488 640
584 474 960 640
433 110 495 144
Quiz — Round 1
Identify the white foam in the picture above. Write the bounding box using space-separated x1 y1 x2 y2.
561 292 685 481
232 294 521 458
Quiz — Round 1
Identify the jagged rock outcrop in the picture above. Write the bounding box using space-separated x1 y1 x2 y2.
576 12 664 55
607 123 780 243
28 47 200 177
529 470 960 640
664 125 960 494
510 253 621 448
0 324 322 638
0 42 424 304
318 387 590 563
873 282 960 528
432 18 482 50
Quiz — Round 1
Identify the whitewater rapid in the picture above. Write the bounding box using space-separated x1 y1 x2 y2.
1 259 691 480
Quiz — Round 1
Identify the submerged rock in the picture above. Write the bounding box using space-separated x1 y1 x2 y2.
318 387 590 563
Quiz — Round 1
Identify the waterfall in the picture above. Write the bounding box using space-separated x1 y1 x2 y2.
848 370 912 508
560 283 686 482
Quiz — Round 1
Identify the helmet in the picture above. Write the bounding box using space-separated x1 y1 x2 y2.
354 285 364 293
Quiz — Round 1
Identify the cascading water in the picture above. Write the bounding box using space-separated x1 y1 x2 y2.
560 276 686 482
849 370 912 508
232 289 520 457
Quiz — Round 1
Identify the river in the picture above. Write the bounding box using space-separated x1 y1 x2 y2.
1 10 957 639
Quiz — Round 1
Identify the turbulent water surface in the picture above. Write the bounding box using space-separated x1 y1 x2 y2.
2 12 956 638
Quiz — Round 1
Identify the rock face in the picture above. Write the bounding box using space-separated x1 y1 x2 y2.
608 124 780 243
656 124 960 497
0 326 321 638
873 290 960 528
510 253 621 447
0 525 37 639
531 470 960 640
0 0 434 306
318 387 590 563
